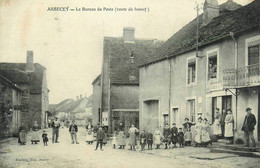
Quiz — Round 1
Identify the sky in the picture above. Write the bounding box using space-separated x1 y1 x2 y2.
0 0 252 104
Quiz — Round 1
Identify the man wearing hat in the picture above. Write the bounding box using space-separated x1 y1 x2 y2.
242 107 256 147
51 117 60 143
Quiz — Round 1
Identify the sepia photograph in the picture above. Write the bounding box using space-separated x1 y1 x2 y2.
0 0 259 167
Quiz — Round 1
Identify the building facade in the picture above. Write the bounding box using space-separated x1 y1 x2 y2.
0 51 49 129
139 0 260 142
99 27 161 132
0 75 23 137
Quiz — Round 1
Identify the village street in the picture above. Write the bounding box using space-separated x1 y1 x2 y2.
0 128 259 168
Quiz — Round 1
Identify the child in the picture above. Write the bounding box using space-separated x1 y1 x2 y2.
178 128 184 148
184 128 192 146
111 132 117 149
140 130 147 151
95 126 105 151
42 130 48 146
147 131 153 150
163 123 171 149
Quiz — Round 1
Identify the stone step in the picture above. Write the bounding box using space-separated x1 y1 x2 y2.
210 148 260 158
211 143 259 152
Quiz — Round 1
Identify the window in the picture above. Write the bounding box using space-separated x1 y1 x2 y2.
248 45 259 76
188 62 196 84
172 108 178 125
208 55 217 80
248 45 259 65
188 99 195 122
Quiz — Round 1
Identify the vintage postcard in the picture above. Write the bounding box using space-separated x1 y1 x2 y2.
0 0 259 168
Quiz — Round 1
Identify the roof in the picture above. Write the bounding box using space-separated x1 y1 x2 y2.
140 0 259 67
0 63 46 93
51 95 93 113
92 74 101 85
0 75 23 91
104 37 162 84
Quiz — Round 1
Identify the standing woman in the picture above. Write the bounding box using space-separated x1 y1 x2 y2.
128 124 139 151
194 117 203 147
85 121 94 144
153 126 161 149
224 109 234 144
18 123 27 145
213 112 222 137
117 122 126 149
31 121 40 144
201 118 211 147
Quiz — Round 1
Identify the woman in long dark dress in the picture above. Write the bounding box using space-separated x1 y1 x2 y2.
18 123 27 145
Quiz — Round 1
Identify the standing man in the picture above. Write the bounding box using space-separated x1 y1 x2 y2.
69 120 79 144
51 117 60 143
170 123 178 148
242 107 256 147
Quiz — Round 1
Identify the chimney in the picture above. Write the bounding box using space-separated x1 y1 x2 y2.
123 27 135 43
77 96 79 100
202 0 219 26
80 94 82 99
25 50 34 72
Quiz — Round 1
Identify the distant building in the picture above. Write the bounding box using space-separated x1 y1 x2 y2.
99 27 162 132
0 51 49 129
139 0 260 143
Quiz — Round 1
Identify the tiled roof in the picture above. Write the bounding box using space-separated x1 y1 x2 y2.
140 0 260 67
104 37 162 84
0 63 46 94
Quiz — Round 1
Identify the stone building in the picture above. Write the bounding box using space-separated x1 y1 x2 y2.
0 51 49 129
99 27 162 132
0 74 23 137
139 0 260 143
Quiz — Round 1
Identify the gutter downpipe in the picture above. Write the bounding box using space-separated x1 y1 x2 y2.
100 41 105 127
168 55 172 126
230 32 238 143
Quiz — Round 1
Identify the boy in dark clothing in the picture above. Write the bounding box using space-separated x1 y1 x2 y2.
140 130 147 151
163 123 171 149
178 128 184 148
171 123 178 148
42 130 48 146
147 132 153 150
95 126 105 151
69 120 79 144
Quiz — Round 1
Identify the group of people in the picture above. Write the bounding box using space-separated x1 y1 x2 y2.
17 107 257 149
212 108 234 144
